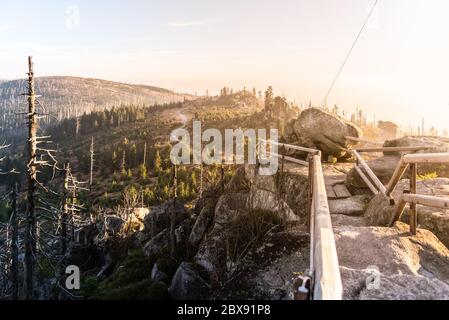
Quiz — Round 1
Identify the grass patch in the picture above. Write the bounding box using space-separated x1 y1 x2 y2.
417 171 438 180
224 209 284 262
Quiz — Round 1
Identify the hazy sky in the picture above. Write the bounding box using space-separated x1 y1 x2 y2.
1 0 448 131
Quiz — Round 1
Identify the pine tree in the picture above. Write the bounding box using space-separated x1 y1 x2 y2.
154 150 162 175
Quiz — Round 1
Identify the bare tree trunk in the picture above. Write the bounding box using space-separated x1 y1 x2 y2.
199 163 203 196
170 165 178 258
89 137 94 187
24 56 37 300
143 142 147 167
61 163 69 256
10 184 19 300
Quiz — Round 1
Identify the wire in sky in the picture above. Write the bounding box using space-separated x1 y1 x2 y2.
321 0 379 107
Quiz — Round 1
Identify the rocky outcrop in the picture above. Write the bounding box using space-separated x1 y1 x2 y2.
143 200 189 237
189 198 215 247
341 267 449 300
335 222 449 280
364 193 395 226
335 222 449 300
328 195 371 216
291 107 362 159
143 230 168 258
104 215 125 235
151 263 168 283
168 262 210 300
364 177 449 248
194 165 308 280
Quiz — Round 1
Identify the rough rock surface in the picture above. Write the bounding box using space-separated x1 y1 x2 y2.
194 165 308 280
328 195 371 216
104 215 125 235
143 200 189 237
168 262 210 300
346 155 400 191
211 227 309 300
335 222 449 283
189 198 215 247
364 177 449 248
143 230 168 258
341 266 449 300
292 107 362 159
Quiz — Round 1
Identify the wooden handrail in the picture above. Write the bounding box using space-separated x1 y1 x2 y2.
385 158 408 197
390 193 449 227
354 166 379 195
355 146 429 153
402 152 449 164
402 193 449 209
311 155 342 300
268 152 309 167
261 139 320 155
352 150 387 194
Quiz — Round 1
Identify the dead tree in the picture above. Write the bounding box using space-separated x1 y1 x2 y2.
24 56 37 299
10 184 19 300
89 137 94 187
61 163 70 256
170 164 178 258
143 142 147 167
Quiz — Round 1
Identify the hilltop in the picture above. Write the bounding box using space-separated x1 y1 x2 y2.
0 76 195 138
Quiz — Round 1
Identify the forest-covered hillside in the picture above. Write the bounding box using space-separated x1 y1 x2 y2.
0 76 194 140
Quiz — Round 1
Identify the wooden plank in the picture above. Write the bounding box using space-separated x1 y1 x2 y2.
354 166 378 195
409 164 417 235
403 152 449 164
268 152 309 166
402 193 449 209
352 150 386 194
333 184 351 199
261 139 319 154
355 146 429 153
385 158 408 196
326 184 337 199
312 155 343 300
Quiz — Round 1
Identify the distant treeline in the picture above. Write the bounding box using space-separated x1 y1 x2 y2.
46 102 183 139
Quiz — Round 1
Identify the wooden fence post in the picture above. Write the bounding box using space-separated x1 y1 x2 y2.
409 164 417 235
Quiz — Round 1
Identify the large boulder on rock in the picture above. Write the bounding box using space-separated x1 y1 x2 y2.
292 107 362 159
384 135 449 156
144 200 189 237
168 262 210 300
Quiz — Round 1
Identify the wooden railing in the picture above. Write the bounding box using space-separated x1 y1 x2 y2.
352 147 449 235
386 152 449 234
269 141 342 300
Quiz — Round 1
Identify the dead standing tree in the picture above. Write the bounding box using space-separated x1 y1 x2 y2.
89 137 94 187
10 184 19 300
24 56 37 299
